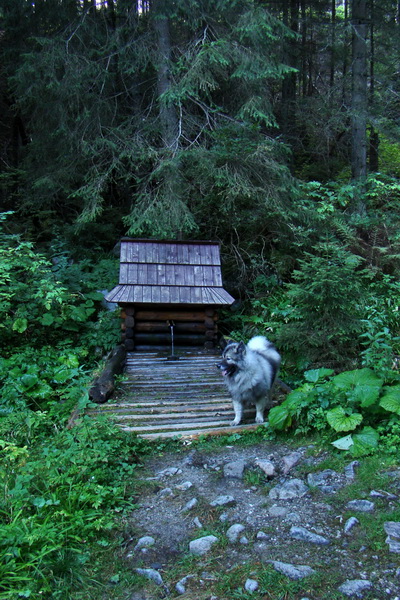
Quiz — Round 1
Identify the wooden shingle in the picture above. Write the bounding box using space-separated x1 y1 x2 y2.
106 239 234 306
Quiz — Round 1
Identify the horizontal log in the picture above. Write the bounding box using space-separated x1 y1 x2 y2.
134 333 204 345
139 424 259 439
135 321 207 333
135 310 207 321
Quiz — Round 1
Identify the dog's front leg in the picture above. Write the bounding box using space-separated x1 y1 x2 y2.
231 399 243 426
255 405 265 424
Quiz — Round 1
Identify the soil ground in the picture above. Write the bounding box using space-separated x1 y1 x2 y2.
122 439 400 600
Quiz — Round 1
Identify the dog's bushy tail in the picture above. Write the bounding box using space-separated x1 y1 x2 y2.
247 335 274 353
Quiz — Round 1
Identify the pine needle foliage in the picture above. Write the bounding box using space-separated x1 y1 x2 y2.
7 0 296 239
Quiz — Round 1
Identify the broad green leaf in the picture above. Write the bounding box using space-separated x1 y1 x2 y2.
12 317 28 333
52 367 76 383
332 368 382 390
20 374 39 390
284 389 309 410
352 385 381 408
326 406 363 432
40 313 54 326
331 434 354 450
351 427 379 457
379 386 400 415
268 405 291 430
304 368 334 383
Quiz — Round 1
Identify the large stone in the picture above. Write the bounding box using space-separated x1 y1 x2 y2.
226 523 245 542
290 526 330 545
269 478 309 500
223 459 246 479
344 517 360 535
384 521 400 553
269 560 316 580
344 461 360 481
307 469 343 494
157 467 182 477
134 536 155 551
176 575 195 595
255 459 276 478
245 578 259 592
210 495 236 507
182 498 198 511
189 535 219 556
135 568 163 586
338 579 372 597
282 452 302 474
346 500 375 512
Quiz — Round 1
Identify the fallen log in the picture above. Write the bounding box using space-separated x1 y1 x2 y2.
89 345 126 403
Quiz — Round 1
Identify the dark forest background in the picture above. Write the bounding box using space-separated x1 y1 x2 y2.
1 0 399 366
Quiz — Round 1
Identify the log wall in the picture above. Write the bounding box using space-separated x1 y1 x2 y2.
119 304 219 350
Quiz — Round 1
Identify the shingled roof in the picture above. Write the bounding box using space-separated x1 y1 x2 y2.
105 239 235 305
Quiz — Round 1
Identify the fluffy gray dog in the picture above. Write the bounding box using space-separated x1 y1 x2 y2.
218 336 281 426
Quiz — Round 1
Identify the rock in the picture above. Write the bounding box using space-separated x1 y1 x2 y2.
269 478 309 500
193 517 203 528
370 489 397 500
158 487 174 498
176 575 194 594
307 469 343 494
189 535 219 556
226 523 245 542
344 517 360 535
346 500 375 512
255 459 276 478
182 498 198 511
135 568 163 586
256 531 269 540
286 511 302 523
245 578 259 592
175 481 193 491
384 521 400 553
183 450 204 467
157 467 182 477
344 461 360 481
223 459 246 479
269 560 316 580
268 504 288 518
210 495 236 507
290 526 330 545
134 536 155 551
239 536 249 544
282 451 302 474
338 579 372 597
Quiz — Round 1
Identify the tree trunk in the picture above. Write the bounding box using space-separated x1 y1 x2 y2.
281 0 299 139
368 0 379 172
330 0 336 88
351 0 368 182
153 1 179 152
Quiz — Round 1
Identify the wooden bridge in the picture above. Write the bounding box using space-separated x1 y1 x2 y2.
88 349 259 439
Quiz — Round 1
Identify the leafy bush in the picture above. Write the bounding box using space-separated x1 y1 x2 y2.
0 413 149 599
0 213 120 357
268 367 400 456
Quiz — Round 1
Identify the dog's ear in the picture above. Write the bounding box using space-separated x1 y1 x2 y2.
237 341 246 354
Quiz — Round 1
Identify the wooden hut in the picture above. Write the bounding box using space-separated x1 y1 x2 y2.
105 238 235 350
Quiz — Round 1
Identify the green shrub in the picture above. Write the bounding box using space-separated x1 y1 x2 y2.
268 366 400 456
0 414 149 599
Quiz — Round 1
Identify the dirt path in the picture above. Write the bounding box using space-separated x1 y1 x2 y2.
123 440 400 600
